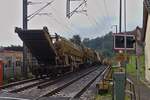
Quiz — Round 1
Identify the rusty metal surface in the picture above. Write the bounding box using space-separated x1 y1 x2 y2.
15 27 56 65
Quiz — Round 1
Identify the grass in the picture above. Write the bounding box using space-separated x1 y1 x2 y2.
95 55 145 100
95 93 112 100
126 56 136 76
3 72 34 85
126 55 145 79
95 93 130 100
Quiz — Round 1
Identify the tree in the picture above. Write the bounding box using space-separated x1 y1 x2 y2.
70 35 82 45
4 45 23 51
82 32 114 58
82 38 90 46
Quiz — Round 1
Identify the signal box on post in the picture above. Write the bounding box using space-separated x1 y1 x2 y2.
113 33 135 51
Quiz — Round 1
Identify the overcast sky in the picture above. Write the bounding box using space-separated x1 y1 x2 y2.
0 0 143 46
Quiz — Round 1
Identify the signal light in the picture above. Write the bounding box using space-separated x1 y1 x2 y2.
113 34 135 50
115 36 125 48
126 36 135 49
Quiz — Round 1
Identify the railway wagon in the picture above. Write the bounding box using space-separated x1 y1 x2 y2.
93 51 102 65
53 35 84 71
102 58 111 66
15 27 101 77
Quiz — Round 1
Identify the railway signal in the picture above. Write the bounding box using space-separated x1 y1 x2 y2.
113 33 135 50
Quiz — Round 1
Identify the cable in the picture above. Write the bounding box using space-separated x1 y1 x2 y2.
28 0 54 21
51 7 81 35
46 14 77 36
87 0 112 35
29 0 80 36
87 16 101 34
97 0 118 33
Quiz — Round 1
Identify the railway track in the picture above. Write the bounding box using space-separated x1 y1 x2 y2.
0 78 40 89
80 66 111 100
50 66 109 99
8 79 50 93
0 65 109 100
35 65 109 100
37 67 99 98
73 66 110 99
1 66 96 92
10 66 98 98
1 77 50 93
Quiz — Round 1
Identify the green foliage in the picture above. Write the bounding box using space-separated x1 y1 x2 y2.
70 32 114 58
127 56 137 76
127 55 145 78
3 45 23 51
70 35 82 45
82 32 114 58
95 93 112 100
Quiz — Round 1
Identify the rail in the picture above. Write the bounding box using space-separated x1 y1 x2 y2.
125 78 136 100
73 65 110 98
0 78 39 89
101 66 112 81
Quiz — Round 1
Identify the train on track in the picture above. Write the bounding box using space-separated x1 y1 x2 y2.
15 27 108 77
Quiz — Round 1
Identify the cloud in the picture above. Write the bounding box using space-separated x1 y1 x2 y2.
0 0 143 46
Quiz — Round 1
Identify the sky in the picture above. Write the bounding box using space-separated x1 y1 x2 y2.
0 0 143 46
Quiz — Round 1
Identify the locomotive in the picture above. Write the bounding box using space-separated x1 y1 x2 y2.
15 27 102 77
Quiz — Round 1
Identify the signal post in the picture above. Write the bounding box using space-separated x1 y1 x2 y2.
112 32 135 100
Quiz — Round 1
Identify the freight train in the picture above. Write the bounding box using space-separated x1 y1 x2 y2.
15 27 103 77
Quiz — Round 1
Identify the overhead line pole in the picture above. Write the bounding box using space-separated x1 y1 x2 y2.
23 0 28 29
119 0 122 33
66 0 70 18
124 0 127 74
22 0 54 78
66 0 87 18
23 0 28 78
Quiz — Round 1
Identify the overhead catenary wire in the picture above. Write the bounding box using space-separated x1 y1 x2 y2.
46 14 78 36
29 0 118 38
88 0 114 34
68 0 109 36
95 0 112 27
27 0 54 21
103 0 112 25
69 0 87 18
29 0 81 36
86 15 102 35
102 0 119 32
51 7 82 35
93 0 113 29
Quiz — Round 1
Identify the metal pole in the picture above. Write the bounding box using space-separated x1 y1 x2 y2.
119 0 122 33
66 0 70 18
124 1 127 99
23 0 28 78
111 25 118 34
116 25 118 34
135 43 141 100
124 0 127 71
23 0 28 29
124 0 126 33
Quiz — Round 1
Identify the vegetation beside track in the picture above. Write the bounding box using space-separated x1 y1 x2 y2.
95 93 111 100
126 55 145 79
